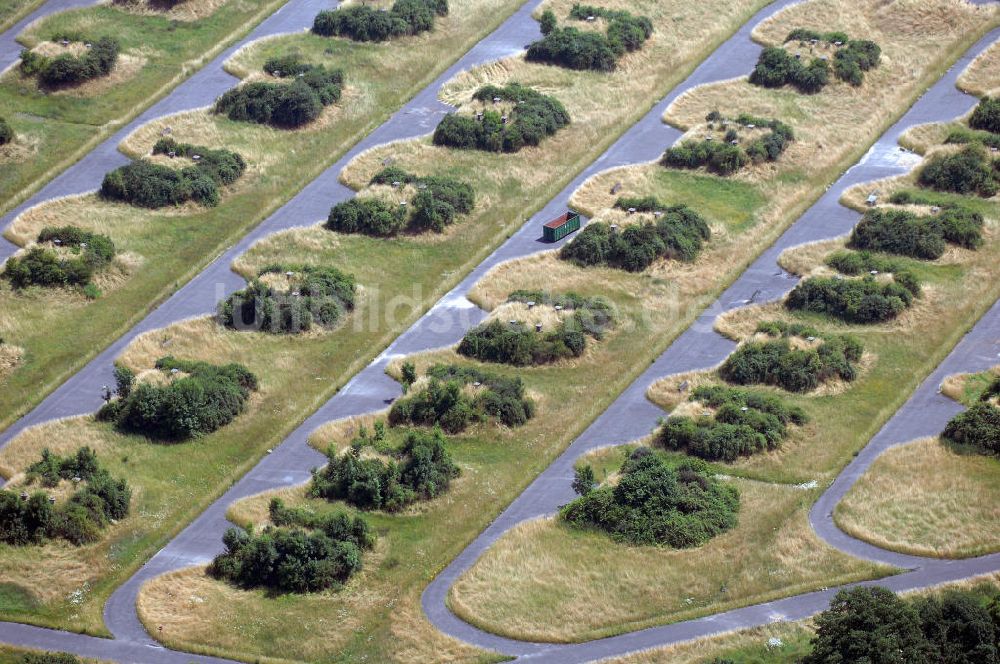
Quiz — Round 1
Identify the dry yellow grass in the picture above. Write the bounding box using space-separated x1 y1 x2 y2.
0 343 24 382
958 37 1000 97
940 365 1000 403
106 0 230 21
836 437 1000 558
601 623 814 664
448 479 890 643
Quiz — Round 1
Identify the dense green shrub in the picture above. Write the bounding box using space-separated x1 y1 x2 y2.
0 448 130 546
326 197 406 236
850 207 984 256
219 264 356 334
832 39 881 86
433 83 570 153
20 36 119 86
657 385 807 462
310 428 460 511
97 356 258 441
662 114 793 175
215 56 343 128
918 145 999 198
719 323 863 392
312 0 447 42
825 249 901 276
0 116 12 146
942 402 1000 456
359 166 476 233
388 364 534 432
457 291 613 366
3 226 115 290
786 273 919 324
209 516 371 592
945 125 1000 150
560 451 739 547
100 140 245 209
970 96 1000 135
19 653 81 664
750 32 879 93
560 201 710 271
525 5 652 72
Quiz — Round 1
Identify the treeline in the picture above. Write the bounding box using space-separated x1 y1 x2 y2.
561 450 739 547
658 385 807 462
527 4 652 72
97 357 258 441
918 145 999 198
559 198 710 271
662 112 794 176
942 375 1000 456
388 364 535 432
0 448 130 546
3 226 115 294
432 83 570 153
750 30 880 93
20 36 119 87
720 321 863 392
100 138 246 208
210 501 373 592
311 428 459 511
457 290 614 366
312 0 447 42
215 55 343 128
219 264 356 334
327 167 475 236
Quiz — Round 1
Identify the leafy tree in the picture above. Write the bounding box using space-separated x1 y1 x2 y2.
400 361 417 393
572 465 596 496
915 591 1000 664
539 9 557 35
0 116 12 145
970 97 1000 135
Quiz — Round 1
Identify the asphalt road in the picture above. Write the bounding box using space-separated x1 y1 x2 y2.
0 0 999 660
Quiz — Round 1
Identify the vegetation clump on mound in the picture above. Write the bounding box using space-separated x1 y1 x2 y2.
786 268 920 324
100 138 246 208
750 30 880 93
525 4 652 72
0 116 12 146
561 450 739 547
719 321 863 392
17 653 81 664
848 206 984 257
0 447 130 546
219 264 356 334
559 197 710 272
20 35 120 87
662 112 794 176
326 167 475 236
457 290 614 366
3 226 115 294
918 145 999 198
388 364 534 433
941 376 1000 456
96 357 258 441
945 125 1000 150
969 96 1000 135
311 427 460 511
433 83 570 153
657 385 807 462
209 501 373 593
215 55 344 129
312 0 447 42
803 586 1000 664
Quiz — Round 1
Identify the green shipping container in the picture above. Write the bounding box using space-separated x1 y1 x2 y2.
543 211 581 242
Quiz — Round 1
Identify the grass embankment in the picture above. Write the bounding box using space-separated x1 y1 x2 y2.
0 0 44 33
0 0 529 434
0 0 285 215
126 0 1000 655
0 0 532 637
958 37 1000 98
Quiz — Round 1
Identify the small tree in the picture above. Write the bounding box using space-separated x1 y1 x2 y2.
539 9 557 35
571 464 596 495
400 361 417 393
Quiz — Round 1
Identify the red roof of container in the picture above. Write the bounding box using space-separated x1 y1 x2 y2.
544 212 573 229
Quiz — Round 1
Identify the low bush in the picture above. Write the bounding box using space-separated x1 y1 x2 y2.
825 249 901 276
457 291 613 366
19 653 81 664
918 145 999 198
848 207 984 258
969 96 1000 135
219 264 356 334
215 56 343 128
433 83 570 153
310 428 460 511
786 270 920 324
525 5 652 72
0 448 130 546
100 140 246 209
560 200 710 271
942 401 1000 456
719 322 863 392
945 125 1000 150
657 385 807 462
0 116 12 145
750 31 879 93
312 0 447 42
97 356 258 441
560 451 739 547
388 364 534 432
662 113 793 175
3 226 115 290
20 36 119 87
